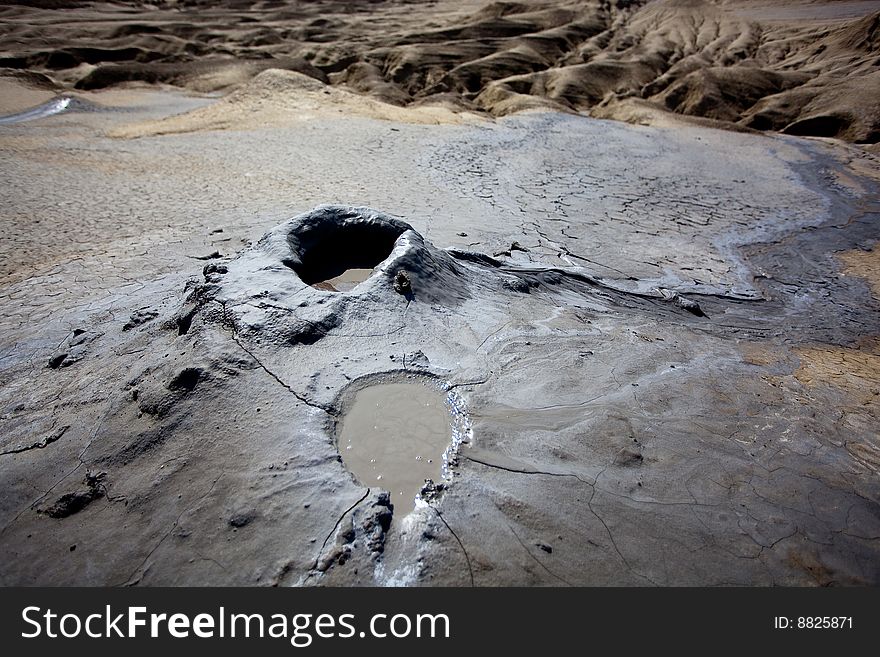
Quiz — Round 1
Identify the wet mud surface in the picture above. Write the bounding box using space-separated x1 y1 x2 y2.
0 87 878 586
336 374 466 523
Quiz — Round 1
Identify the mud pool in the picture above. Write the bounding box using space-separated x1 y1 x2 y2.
337 381 451 514
315 268 374 293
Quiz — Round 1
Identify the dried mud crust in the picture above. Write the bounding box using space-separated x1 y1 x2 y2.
190 201 880 586
0 97 878 585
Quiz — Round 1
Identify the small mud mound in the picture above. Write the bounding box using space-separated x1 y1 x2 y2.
196 205 473 343
193 204 710 348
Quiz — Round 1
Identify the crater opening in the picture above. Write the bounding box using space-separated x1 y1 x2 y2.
336 376 470 522
288 218 405 292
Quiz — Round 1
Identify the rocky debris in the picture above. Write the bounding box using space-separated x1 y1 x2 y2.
393 270 412 295
657 287 706 317
203 262 228 279
191 251 222 260
501 276 533 293
315 491 393 574
361 492 394 555
47 353 69 369
419 480 446 503
229 510 256 528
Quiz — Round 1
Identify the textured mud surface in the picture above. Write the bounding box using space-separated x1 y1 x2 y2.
1 0 878 146
0 85 878 585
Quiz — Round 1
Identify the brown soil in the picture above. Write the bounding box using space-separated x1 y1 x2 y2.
0 1 877 143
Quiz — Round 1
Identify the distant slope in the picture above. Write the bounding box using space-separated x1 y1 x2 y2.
0 0 877 143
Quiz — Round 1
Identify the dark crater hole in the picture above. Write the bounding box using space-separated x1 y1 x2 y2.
287 220 405 289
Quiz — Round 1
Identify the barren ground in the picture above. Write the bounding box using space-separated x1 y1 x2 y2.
0 0 878 586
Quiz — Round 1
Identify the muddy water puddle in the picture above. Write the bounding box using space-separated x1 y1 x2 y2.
337 377 470 517
313 268 373 292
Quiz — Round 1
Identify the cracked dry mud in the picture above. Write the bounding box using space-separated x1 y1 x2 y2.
1 79 879 586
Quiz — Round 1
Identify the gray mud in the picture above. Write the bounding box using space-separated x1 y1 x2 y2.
0 95 111 125
0 91 878 586
0 96 71 125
